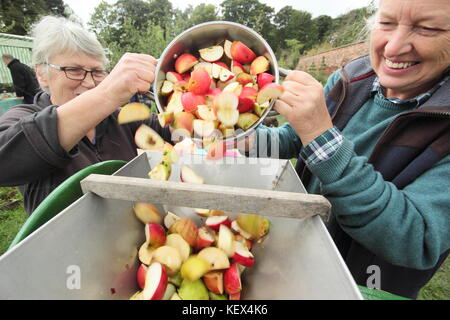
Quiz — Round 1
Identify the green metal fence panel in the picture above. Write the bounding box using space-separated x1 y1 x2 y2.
0 33 34 85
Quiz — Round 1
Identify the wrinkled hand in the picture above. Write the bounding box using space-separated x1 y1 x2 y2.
96 52 157 107
274 71 333 146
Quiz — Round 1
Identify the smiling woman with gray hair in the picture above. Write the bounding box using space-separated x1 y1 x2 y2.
247 0 450 299
0 16 171 215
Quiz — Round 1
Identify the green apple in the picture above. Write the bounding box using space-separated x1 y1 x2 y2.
180 255 211 281
178 279 209 300
236 213 270 240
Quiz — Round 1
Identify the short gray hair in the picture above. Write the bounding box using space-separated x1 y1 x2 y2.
31 16 108 68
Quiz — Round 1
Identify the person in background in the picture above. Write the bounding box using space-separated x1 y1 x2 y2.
247 0 449 299
2 53 41 104
0 16 171 215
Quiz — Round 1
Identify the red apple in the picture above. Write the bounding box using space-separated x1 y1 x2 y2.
236 73 253 86
250 56 269 75
168 217 199 247
257 72 275 88
231 60 245 75
172 111 195 135
195 226 215 251
145 223 166 247
142 262 168 300
238 87 257 113
203 271 224 295
224 262 242 295
137 263 148 289
188 68 211 95
175 53 198 74
205 215 231 231
232 241 255 267
230 41 257 64
181 92 205 112
229 292 241 300
166 71 183 83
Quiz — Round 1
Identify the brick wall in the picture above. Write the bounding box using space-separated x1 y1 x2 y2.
296 41 370 76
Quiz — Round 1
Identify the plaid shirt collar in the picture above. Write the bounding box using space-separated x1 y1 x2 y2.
371 72 450 108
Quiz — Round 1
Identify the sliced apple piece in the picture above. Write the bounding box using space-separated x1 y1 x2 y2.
236 213 270 240
137 263 148 289
173 80 189 93
254 102 269 117
170 292 182 300
230 41 256 64
250 56 270 75
180 165 204 184
129 290 143 300
178 278 209 300
171 111 195 135
231 60 245 75
164 211 181 230
180 254 211 281
231 220 252 240
222 81 242 95
219 123 235 138
181 92 205 113
135 124 165 150
205 215 231 231
195 226 216 251
118 102 151 124
257 72 275 88
175 53 198 74
166 90 184 113
223 262 241 295
152 245 182 276
199 45 224 62
148 161 171 181
194 62 213 75
256 83 284 105
193 119 216 138
158 111 174 127
219 67 235 82
217 224 235 258
236 72 253 86
142 262 168 300
166 71 183 83
188 68 211 95
238 87 257 113
232 241 255 267
235 234 253 251
169 217 199 247
138 241 155 265
215 92 239 127
197 104 217 121
237 112 260 131
145 223 166 248
133 202 162 224
203 271 224 295
224 40 233 59
198 247 230 270
160 80 174 96
166 233 191 263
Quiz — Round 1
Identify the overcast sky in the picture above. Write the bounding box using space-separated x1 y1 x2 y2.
64 0 376 26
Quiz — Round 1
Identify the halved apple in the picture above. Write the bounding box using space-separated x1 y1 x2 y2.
118 102 151 124
142 262 168 300
148 161 171 181
135 124 165 150
230 41 256 64
137 263 148 289
188 68 211 95
166 71 183 83
223 262 241 295
250 56 270 75
133 202 162 224
232 241 255 267
215 92 239 127
199 45 224 62
197 247 230 270
256 83 284 105
161 80 174 96
138 241 155 265
195 226 216 251
257 72 275 88
237 112 260 131
145 223 166 247
158 111 174 127
152 245 182 276
169 217 199 247
180 165 204 184
205 215 231 231
175 53 198 74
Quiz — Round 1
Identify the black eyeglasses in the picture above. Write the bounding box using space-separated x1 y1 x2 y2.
45 63 109 82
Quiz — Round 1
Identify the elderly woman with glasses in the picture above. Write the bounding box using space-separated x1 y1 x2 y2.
0 16 171 215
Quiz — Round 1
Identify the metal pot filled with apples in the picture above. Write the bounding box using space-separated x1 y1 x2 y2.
148 21 287 145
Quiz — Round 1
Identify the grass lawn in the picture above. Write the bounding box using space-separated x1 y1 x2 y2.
0 186 448 299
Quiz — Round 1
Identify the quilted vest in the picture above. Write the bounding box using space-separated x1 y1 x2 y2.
296 55 450 299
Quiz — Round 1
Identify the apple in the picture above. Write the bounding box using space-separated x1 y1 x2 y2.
229 292 241 300
203 271 224 295
158 111 174 127
180 254 211 281
164 211 181 229
257 72 275 88
134 124 165 150
166 71 183 83
230 41 256 64
148 161 171 181
223 262 241 295
235 234 253 251
231 220 252 240
193 119 216 138
180 165 204 184
211 63 222 79
236 72 253 86
195 226 215 251
178 279 209 300
222 81 242 95
133 202 162 224
166 90 184 113
138 241 155 265
215 92 239 127
172 111 195 135
232 241 255 267
250 56 269 75
231 60 245 75
197 247 230 270
238 87 257 113
169 217 199 247
117 102 151 124
170 292 182 300
195 208 224 217
237 112 260 131
196 104 217 121
173 80 189 93
145 223 166 248
161 142 179 164
166 233 191 262
205 215 231 231
256 83 284 105
224 40 233 59
217 224 235 258
142 262 168 300
254 102 269 117
162 283 176 300
194 62 213 76
161 80 174 96
181 92 205 112
219 67 235 82
236 213 270 240
199 45 224 62
175 53 198 74
137 263 148 289
152 245 182 276
188 68 211 95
